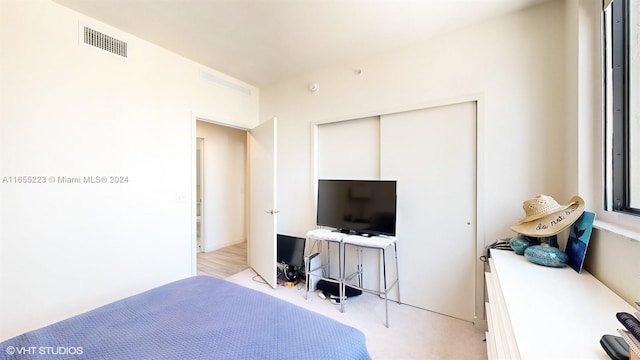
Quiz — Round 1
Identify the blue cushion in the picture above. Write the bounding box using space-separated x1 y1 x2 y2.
524 245 568 267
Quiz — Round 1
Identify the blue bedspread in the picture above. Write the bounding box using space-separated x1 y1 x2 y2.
0 276 370 359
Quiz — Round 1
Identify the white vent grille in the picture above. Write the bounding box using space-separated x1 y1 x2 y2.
200 70 252 96
83 26 127 58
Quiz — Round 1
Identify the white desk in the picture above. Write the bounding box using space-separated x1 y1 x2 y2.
306 229 399 326
485 249 636 360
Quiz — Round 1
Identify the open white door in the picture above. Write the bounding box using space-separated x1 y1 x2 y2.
248 117 277 288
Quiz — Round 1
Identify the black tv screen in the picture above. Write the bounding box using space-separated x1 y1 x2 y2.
317 179 397 236
277 234 306 269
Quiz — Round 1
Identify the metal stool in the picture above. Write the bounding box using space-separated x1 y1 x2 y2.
305 229 346 310
342 234 400 327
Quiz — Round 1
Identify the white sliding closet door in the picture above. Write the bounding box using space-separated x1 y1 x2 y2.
317 117 380 284
317 117 380 179
381 102 476 322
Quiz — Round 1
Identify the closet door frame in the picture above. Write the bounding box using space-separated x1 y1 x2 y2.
310 94 486 328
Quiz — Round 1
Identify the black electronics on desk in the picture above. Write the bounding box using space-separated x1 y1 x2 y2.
277 234 306 281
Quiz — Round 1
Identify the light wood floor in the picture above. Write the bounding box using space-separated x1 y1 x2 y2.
197 242 249 278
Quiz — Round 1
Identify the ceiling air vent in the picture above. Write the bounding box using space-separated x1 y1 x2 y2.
82 26 127 58
200 70 252 96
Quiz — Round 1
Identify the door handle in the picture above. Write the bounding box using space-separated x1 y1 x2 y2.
264 209 280 214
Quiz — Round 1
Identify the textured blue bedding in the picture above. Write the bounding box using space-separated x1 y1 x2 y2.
0 276 370 359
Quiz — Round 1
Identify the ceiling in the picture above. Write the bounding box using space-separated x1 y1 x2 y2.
53 0 550 87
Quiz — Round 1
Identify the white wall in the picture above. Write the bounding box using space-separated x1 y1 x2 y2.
0 0 258 340
196 121 246 252
264 2 566 253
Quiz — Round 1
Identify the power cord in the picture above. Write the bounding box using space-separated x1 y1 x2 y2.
251 274 268 284
479 238 512 263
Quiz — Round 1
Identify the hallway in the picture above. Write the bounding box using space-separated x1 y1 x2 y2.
197 242 248 278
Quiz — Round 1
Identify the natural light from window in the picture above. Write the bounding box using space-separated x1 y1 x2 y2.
605 0 640 215
630 0 639 208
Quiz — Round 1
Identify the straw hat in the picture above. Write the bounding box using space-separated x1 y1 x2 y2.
516 194 573 223
511 195 585 237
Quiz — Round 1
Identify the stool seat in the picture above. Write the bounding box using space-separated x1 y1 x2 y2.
343 234 395 249
306 229 345 242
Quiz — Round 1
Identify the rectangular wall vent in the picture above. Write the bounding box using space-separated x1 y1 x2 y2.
200 70 252 96
83 26 127 58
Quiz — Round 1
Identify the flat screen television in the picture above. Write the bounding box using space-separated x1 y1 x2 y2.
276 234 306 270
316 179 397 236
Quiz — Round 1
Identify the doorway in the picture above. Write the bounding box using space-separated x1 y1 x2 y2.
196 137 204 253
193 117 279 286
195 120 248 275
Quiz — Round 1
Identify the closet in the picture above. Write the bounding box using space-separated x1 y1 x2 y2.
316 102 476 321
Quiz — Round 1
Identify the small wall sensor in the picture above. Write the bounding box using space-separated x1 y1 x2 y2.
308 82 319 92
355 68 362 75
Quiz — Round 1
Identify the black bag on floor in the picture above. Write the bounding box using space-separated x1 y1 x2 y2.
316 279 362 298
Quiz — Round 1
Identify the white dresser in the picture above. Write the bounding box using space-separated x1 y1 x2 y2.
485 249 636 360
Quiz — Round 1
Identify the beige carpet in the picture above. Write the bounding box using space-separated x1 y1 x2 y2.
225 269 488 360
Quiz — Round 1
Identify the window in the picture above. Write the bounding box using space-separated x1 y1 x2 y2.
605 0 640 216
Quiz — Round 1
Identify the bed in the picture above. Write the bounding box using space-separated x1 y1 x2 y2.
0 276 370 359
